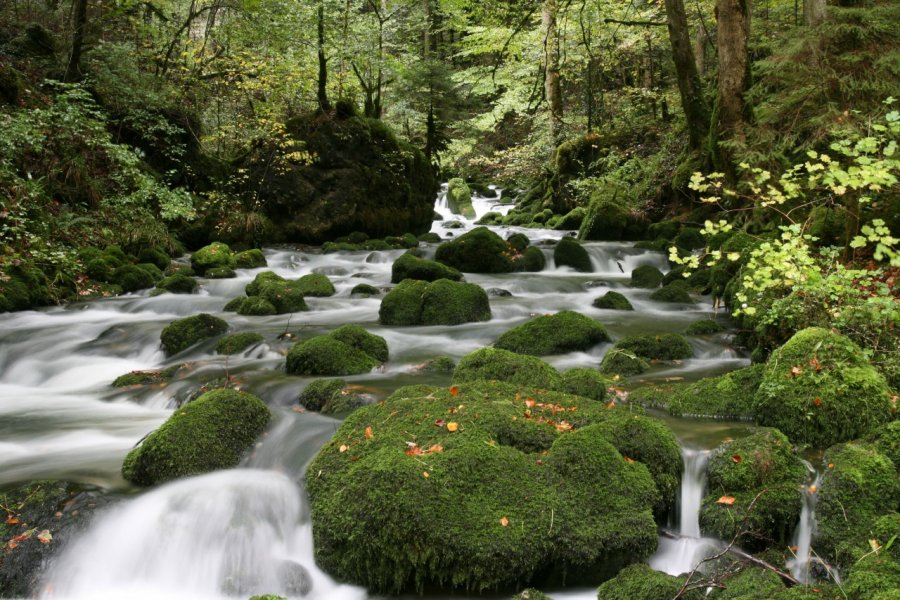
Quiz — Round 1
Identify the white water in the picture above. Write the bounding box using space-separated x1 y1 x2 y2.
787 464 827 584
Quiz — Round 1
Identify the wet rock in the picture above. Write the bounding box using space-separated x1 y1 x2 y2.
191 242 235 276
277 560 312 596
160 313 229 356
630 265 664 288
391 252 462 283
592 291 633 311
286 325 387 376
487 288 513 297
553 237 593 272
379 279 490 326
494 311 610 356
598 349 650 377
233 249 268 269
350 283 380 297
215 332 264 355
435 227 515 273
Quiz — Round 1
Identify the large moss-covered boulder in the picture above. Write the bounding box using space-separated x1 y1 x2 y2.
598 349 650 377
592 291 633 310
295 273 335 297
453 347 562 390
0 262 52 312
160 313 229 356
514 246 546 272
306 381 661 593
699 429 806 551
245 271 285 296
753 327 893 448
494 311 610 356
286 326 387 376
233 249 268 269
579 193 630 241
379 279 490 326
434 227 515 273
258 280 309 313
630 265 664 288
595 563 700 600
191 242 234 276
553 237 593 272
155 273 198 294
613 334 693 361
649 281 694 303
391 252 462 283
122 389 270 486
249 114 436 243
446 178 474 217
111 264 158 292
663 365 764 419
237 296 278 315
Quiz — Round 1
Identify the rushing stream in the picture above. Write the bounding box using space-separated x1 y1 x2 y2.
1 189 768 599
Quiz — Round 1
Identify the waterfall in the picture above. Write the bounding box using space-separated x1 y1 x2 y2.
787 464 828 584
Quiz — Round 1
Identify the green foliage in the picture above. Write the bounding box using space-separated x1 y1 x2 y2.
494 311 610 356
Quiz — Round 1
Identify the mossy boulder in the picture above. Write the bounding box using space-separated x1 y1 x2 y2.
514 246 546 272
160 313 229 356
295 273 336 297
350 283 380 297
666 365 765 419
475 212 502 225
867 421 900 471
258 280 309 313
494 311 610 356
753 327 893 448
674 227 704 250
216 332 264 355
707 567 785 599
122 389 270 486
246 271 285 296
306 381 661 593
422 356 456 373
434 227 515 273
379 279 428 325
237 296 278 316
844 553 900 600
630 265 664 288
298 378 368 414
453 347 562 390
554 207 586 230
815 443 900 569
592 291 633 310
649 281 694 303
613 333 693 361
138 247 172 270
685 319 725 335
286 326 387 376
506 233 530 252
191 242 234 276
112 366 181 387
598 349 650 377
595 564 700 600
700 429 806 551
553 237 593 272
111 264 158 292
391 252 462 283
223 297 246 312
205 266 237 279
379 279 491 326
558 368 609 401
233 249 268 269
155 273 198 294
0 262 52 311
447 178 474 218
579 196 629 241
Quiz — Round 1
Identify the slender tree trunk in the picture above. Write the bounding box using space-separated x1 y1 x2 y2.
65 0 88 82
716 0 751 140
803 0 826 26
542 0 563 145
663 0 709 150
317 0 331 112
337 0 351 97
693 27 708 74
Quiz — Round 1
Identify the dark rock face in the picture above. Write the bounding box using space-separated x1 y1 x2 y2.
250 114 437 244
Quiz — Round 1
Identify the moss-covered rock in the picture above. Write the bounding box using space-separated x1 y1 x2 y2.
674 227 704 250
418 232 443 243
579 195 629 241
122 388 270 486
379 279 428 325
553 237 593 272
595 564 700 600
447 178 474 218
205 266 236 279
708 567 785 599
111 264 158 292
867 421 900 472
475 212 503 225
299 378 347 412
350 283 381 297
223 297 247 312
191 242 234 276
155 273 198 294
598 349 650 377
592 291 633 310
630 265 664 288
506 233 530 252
844 553 900 600
245 271 285 296
138 247 172 270
292 273 334 297
494 311 610 356
258 280 309 313
216 332 264 355
422 356 456 373
554 207 586 231
233 249 268 269
558 368 609 401
379 279 491 326
112 366 181 387
237 296 278 316
160 313 229 356
816 442 900 569
649 281 694 303
453 347 562 389
685 319 725 335
513 246 546 272
700 429 806 551
329 324 389 363
306 381 661 593
0 262 52 311
613 333 694 361
286 326 387 376
666 365 765 419
391 252 462 283
434 227 515 273
753 327 893 448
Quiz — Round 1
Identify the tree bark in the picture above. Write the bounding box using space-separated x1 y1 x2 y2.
803 0 826 26
663 0 709 150
65 0 88 82
317 0 331 112
542 0 563 145
716 0 752 140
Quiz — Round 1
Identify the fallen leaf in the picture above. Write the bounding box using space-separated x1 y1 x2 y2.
827 463 834 469
449 386 459 397
500 516 509 527
869 539 882 552
434 418 445 428
790 365 803 377
422 471 429 478
339 444 349 453
716 496 736 506
525 398 536 408
405 445 424 456
5 516 18 525
364 426 374 439
810 356 822 372
605 400 616 409
6 541 17 550
447 422 459 432
814 397 822 407
731 454 743 464
623 456 636 464
555 421 573 432
36 530 52 545
426 444 444 454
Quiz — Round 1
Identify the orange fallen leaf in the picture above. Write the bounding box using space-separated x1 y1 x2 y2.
827 463 834 469
525 398 536 408
623 456 636 464
426 444 444 454
808 484 817 494
731 454 743 464
447 422 459 432
6 541 17 550
605 400 616 409
422 471 429 478
449 386 459 397
5 516 18 525
790 366 803 377
338 444 349 453
810 356 822 372
555 421 573 432
500 516 509 527
364 426 374 439
405 445 424 456
434 418 445 428
716 496 736 506
814 397 822 407
36 530 52 545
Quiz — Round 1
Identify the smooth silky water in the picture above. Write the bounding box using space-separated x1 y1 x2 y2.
1 190 768 599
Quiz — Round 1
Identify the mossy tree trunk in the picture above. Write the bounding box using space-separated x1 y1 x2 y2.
542 0 564 146
64 0 88 82
716 0 752 141
317 0 331 113
803 0 826 26
663 0 709 150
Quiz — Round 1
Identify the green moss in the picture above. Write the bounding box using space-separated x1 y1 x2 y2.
592 291 634 310
205 266 237 279
630 265 664 288
421 279 491 326
754 327 893 448
306 381 660 593
512 589 551 600
647 221 680 241
453 347 562 389
223 297 246 312
233 249 268 269
685 319 725 335
104 244 128 263
598 349 650 377
674 227 704 250
286 326 387 376
295 273 335 297
558 368 609 401
554 207 586 231
111 264 157 292
237 296 278 316
299 378 347 412
155 273 198 294
391 253 462 283
379 279 428 325
595 564 699 600
553 237 593 272
246 271 285 296
258 280 309 313
708 567 785 599
138 247 172 270
447 177 474 217
329 324 389 362
867 421 900 472
507 233 530 251
122 388 270 486
513 246 546 272
845 553 900 600
434 227 515 273
112 368 177 387
667 365 765 419
160 313 229 356
216 332 264 355
614 333 694 361
579 196 629 241
418 232 443 243
420 357 454 373
649 281 695 303
494 311 610 356
191 242 235 275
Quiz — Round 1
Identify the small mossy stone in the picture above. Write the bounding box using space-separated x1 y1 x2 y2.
614 333 693 361
111 264 157 292
206 266 236 279
592 291 633 310
453 347 562 389
420 279 491 326
350 283 380 297
558 368 609 401
418 232 442 243
299 378 347 412
595 564 700 600
216 332 264 355
155 273 198 294
513 246 546 272
667 365 764 419
246 271 285 296
554 207 586 231
422 356 455 373
685 319 725 335
649 281 694 303
494 311 609 356
136 263 164 282
434 227 515 273
112 369 173 387
329 324 389 363
233 249 268 269
223 297 247 312
258 280 309 313
121 388 270 486
138 247 172 270
296 273 336 297
379 279 428 326
475 211 502 225
513 589 551 600
237 296 278 316
598 349 650 377
630 265 664 288
104 244 128 263
707 567 785 599
553 237 593 272
191 242 234 275
160 313 229 356
391 253 462 283
286 336 380 376
754 327 893 448
506 233 530 252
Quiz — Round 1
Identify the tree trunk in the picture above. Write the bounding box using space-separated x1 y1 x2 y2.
803 0 826 26
542 0 563 145
716 0 751 140
663 0 709 150
65 0 88 82
317 0 331 113
693 26 708 74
